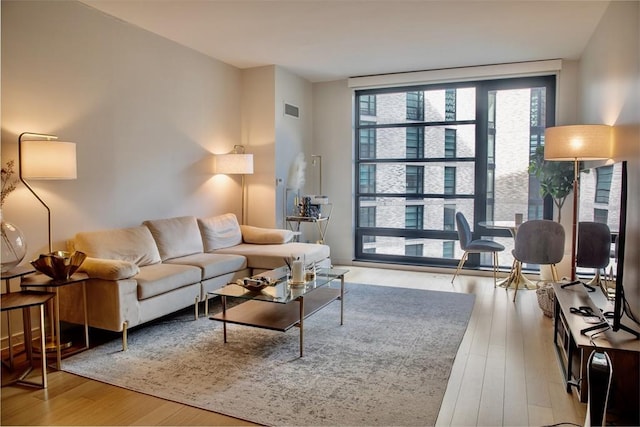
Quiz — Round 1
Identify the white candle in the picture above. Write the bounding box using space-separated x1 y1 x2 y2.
292 260 304 283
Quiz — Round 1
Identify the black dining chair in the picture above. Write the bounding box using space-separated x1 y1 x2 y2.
577 221 611 296
452 212 505 286
512 219 565 301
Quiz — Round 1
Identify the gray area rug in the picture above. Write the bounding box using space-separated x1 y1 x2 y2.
62 284 475 426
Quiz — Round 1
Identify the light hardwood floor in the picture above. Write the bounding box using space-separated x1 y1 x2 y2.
1 265 586 426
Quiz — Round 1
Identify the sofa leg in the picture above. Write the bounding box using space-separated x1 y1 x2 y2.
122 321 128 351
194 296 200 320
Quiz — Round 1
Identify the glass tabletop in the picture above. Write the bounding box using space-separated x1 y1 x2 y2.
209 267 348 304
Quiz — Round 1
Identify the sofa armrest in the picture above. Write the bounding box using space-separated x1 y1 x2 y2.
240 225 294 245
80 257 140 280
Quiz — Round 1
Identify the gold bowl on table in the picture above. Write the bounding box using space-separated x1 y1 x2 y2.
31 251 87 280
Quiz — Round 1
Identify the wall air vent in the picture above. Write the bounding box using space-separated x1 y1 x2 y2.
284 103 300 118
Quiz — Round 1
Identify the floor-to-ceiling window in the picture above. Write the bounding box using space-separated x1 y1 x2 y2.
354 76 556 270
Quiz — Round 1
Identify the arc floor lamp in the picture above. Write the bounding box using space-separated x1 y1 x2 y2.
18 132 77 253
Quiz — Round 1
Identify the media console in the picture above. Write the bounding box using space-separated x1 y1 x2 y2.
552 283 639 425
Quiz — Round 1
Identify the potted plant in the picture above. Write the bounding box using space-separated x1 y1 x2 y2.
528 145 574 223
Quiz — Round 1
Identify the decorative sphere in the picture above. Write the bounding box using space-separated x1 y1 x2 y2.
1 220 27 273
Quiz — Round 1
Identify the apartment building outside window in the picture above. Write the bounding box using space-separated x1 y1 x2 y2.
406 205 424 229
354 76 556 270
595 165 613 204
360 95 376 116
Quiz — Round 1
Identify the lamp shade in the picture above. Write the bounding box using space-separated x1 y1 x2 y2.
21 140 77 179
544 125 612 161
214 153 254 175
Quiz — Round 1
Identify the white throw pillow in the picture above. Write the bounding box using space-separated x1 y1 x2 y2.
80 257 140 280
240 225 294 244
198 213 243 252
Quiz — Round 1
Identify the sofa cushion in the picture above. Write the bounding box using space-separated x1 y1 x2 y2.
80 257 140 280
214 242 330 271
73 226 161 267
144 216 204 261
198 213 243 251
164 253 247 280
135 263 202 300
240 225 294 244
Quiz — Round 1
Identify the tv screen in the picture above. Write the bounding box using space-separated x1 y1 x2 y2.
580 160 640 336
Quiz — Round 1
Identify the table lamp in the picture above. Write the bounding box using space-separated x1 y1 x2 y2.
544 124 612 280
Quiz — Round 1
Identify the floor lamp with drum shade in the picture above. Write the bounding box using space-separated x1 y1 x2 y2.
214 145 254 224
19 132 78 254
544 125 613 281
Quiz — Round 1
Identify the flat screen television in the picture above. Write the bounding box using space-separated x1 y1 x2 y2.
580 160 639 337
611 161 639 336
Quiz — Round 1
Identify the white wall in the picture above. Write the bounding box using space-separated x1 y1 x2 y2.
275 67 313 229
578 0 640 322
241 66 276 228
1 0 243 260
312 80 354 264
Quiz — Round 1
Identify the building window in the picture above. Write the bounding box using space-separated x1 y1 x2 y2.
359 121 376 159
406 127 424 159
445 89 456 121
360 206 376 244
444 167 456 195
406 165 424 199
443 241 455 258
595 165 613 204
444 128 456 158
594 208 608 224
406 91 424 121
406 205 424 229
444 204 456 231
359 164 376 200
360 95 376 116
405 243 423 256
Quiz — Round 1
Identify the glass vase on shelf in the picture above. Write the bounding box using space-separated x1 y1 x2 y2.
1 215 27 273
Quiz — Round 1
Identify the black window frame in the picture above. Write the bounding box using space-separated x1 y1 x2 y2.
354 75 556 268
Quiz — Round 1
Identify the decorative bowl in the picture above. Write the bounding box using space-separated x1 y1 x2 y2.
31 251 87 280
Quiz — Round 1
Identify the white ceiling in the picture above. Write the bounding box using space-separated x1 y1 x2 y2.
80 0 611 83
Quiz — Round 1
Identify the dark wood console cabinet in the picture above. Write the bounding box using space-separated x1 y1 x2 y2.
552 283 639 425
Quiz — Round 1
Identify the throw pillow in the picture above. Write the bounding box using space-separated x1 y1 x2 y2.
80 257 139 280
198 213 243 252
240 225 294 244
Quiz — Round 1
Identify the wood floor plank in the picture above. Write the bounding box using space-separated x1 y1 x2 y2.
477 343 505 426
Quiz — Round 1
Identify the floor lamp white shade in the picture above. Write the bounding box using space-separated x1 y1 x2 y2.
214 152 254 224
544 125 612 161
21 140 77 179
544 124 613 280
213 153 254 175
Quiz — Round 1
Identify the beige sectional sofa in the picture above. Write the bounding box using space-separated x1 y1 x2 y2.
63 213 330 349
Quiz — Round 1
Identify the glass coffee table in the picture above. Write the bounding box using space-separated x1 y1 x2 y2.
208 266 348 357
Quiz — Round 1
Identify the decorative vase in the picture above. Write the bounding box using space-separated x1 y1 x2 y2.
1 218 27 273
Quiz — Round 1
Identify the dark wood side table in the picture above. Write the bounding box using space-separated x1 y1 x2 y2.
20 272 89 370
1 266 36 368
1 290 55 388
552 283 639 425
